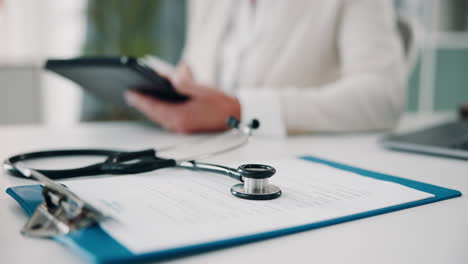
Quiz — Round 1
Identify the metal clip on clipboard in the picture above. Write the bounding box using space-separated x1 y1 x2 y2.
16 166 104 238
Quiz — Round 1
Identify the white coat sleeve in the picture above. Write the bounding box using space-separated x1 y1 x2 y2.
238 0 406 135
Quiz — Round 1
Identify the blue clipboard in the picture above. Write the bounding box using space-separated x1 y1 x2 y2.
6 156 462 264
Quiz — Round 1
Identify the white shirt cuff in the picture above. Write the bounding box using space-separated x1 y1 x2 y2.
237 90 287 137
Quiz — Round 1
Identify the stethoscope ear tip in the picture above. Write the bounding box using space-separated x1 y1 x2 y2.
249 119 260 130
226 116 240 129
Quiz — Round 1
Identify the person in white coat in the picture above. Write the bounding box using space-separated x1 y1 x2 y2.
125 0 405 135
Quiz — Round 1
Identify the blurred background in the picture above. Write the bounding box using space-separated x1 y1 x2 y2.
0 0 466 126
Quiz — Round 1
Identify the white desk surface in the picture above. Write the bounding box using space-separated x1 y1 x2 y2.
0 113 467 264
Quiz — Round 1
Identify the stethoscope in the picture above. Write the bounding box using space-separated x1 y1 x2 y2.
4 118 282 200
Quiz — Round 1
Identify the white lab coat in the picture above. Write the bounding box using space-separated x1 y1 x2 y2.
182 0 405 135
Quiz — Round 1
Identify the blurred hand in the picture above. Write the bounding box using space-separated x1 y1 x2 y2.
125 62 241 134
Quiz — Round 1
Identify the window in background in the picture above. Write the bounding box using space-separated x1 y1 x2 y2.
80 0 186 122
0 0 186 125
0 0 87 125
396 0 468 112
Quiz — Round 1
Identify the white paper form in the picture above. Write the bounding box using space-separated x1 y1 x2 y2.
64 159 434 254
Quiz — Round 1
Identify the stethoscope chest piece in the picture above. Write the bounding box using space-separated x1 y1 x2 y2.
230 164 282 200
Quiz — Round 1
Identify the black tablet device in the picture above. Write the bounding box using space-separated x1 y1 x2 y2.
45 56 189 106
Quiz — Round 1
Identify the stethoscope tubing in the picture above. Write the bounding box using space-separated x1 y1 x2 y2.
4 148 281 200
4 148 243 182
4 149 120 179
4 120 254 180
3 119 282 200
178 161 243 182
